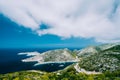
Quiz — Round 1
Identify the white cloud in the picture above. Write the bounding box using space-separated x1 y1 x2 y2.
0 0 120 43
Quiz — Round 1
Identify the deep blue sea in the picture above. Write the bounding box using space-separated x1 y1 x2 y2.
0 48 78 74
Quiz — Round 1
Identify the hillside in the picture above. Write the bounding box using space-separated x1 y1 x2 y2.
21 48 78 66
78 44 120 72
77 46 100 57
0 66 120 80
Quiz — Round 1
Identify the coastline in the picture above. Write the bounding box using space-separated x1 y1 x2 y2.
33 60 79 66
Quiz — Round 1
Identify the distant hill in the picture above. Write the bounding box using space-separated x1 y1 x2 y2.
21 48 77 66
77 46 100 57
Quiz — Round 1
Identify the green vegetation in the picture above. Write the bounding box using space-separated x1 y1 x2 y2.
43 48 76 62
0 68 120 80
103 45 120 52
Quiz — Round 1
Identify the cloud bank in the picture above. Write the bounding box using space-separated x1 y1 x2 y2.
0 0 120 43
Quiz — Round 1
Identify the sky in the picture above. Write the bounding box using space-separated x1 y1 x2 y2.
0 0 120 48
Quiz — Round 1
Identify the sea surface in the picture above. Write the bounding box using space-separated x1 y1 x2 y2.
0 48 78 74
